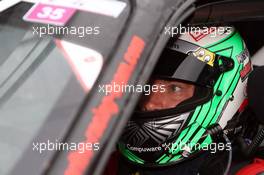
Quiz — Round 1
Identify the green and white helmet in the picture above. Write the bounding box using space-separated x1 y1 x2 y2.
118 26 252 166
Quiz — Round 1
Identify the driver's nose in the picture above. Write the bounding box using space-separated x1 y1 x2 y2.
140 91 167 111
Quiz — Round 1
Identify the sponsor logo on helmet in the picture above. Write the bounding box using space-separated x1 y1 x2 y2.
193 48 216 67
237 48 249 64
240 61 252 82
127 144 162 153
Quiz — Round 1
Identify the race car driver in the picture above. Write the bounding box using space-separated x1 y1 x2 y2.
104 26 251 175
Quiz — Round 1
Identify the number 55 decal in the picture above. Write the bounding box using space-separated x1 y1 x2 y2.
23 3 76 26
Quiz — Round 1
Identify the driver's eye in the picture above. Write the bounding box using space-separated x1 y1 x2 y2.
170 84 182 92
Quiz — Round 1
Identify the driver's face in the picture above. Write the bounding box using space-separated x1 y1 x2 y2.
140 79 195 112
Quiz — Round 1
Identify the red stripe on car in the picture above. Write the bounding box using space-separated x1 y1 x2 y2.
64 36 145 175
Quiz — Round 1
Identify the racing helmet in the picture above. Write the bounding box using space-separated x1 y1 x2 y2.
118 26 252 167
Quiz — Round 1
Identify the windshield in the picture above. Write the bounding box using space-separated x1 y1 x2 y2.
0 3 103 174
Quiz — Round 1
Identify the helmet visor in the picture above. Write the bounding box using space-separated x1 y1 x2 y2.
152 47 218 88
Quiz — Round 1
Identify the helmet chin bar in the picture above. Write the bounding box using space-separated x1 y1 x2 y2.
119 122 232 170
